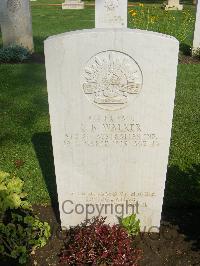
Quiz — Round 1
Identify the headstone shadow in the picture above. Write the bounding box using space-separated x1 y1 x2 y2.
32 132 60 224
180 43 192 56
162 164 200 251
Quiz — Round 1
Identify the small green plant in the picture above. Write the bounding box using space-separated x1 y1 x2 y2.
0 45 31 63
120 214 140 236
0 171 51 264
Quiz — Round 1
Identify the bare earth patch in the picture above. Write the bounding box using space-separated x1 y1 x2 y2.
23 205 200 266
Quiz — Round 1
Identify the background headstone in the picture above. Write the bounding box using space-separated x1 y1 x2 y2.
193 0 200 54
164 0 183 10
62 0 84 10
45 28 179 231
0 0 34 51
95 0 127 28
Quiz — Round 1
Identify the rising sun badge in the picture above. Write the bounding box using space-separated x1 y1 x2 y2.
81 50 143 111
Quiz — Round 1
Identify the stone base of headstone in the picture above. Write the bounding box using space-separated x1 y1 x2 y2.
164 4 183 10
62 0 84 10
192 48 200 56
164 0 183 10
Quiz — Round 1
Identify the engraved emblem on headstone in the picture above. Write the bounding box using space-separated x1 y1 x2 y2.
104 0 119 10
81 50 143 111
7 0 21 13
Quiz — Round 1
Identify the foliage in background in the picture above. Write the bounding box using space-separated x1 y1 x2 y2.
0 45 31 63
60 217 142 265
0 171 51 264
129 4 195 48
120 214 140 236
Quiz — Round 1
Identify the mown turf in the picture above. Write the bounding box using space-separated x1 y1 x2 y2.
0 64 51 203
0 1 199 207
31 1 195 54
0 64 199 206
31 3 94 53
165 64 200 208
0 1 195 54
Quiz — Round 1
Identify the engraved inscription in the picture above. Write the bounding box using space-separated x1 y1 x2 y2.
68 191 156 204
65 192 155 215
64 115 159 148
81 51 143 111
7 0 21 13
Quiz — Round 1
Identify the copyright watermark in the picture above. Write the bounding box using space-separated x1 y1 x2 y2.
62 200 139 220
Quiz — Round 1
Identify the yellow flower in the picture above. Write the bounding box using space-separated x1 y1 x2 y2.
150 16 156 23
129 9 137 16
130 10 137 16
139 3 144 7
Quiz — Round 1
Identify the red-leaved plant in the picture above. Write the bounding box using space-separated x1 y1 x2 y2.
60 217 142 265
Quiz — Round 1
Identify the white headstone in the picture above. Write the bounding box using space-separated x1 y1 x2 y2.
45 27 179 231
62 0 84 10
95 0 127 28
0 0 34 51
193 0 200 53
164 0 183 10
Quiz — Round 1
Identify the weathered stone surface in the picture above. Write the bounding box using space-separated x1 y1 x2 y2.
193 0 200 53
62 0 84 10
95 0 127 28
164 0 183 10
45 29 179 231
0 0 34 51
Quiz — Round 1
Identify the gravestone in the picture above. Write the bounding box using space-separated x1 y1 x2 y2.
95 0 127 28
0 0 34 51
193 0 200 54
164 0 183 10
45 0 179 231
62 0 84 10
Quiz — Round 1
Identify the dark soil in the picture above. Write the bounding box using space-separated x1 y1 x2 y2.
33 206 200 266
179 54 200 64
1 205 199 266
27 53 45 64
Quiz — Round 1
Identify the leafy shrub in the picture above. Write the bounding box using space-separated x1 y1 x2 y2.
120 214 140 236
0 171 51 264
60 217 142 265
0 45 31 63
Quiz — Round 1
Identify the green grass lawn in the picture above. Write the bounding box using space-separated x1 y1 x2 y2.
0 1 195 53
31 1 195 54
0 63 199 207
0 1 199 207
